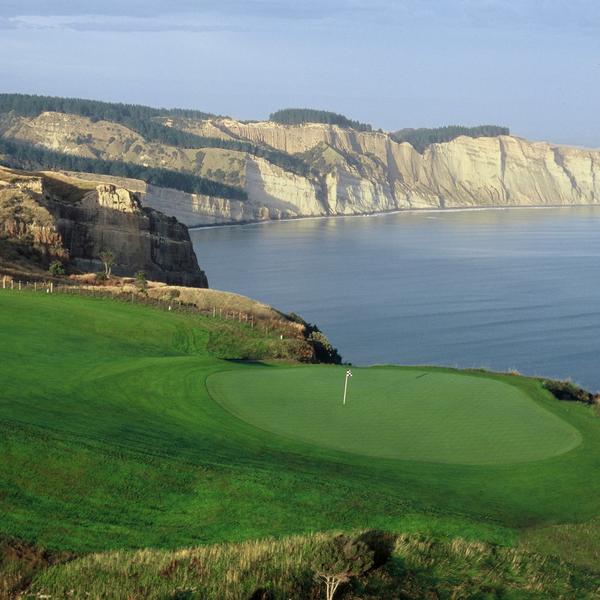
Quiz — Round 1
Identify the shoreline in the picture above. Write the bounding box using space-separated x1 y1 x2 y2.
188 203 600 231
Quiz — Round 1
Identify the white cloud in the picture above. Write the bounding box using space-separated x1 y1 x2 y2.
2 1 599 34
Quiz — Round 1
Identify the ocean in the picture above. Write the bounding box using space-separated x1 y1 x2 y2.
191 207 600 391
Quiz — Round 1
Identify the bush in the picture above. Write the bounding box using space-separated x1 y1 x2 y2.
312 535 374 600
48 260 65 276
543 379 595 405
356 530 395 569
308 330 342 365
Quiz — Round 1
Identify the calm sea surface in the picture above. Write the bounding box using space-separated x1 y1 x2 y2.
191 208 600 391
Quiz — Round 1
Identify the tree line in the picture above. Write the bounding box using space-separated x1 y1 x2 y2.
0 137 248 200
0 93 218 123
0 94 314 178
391 125 510 153
270 108 373 132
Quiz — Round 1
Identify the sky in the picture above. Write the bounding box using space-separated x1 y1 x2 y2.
1 1 599 147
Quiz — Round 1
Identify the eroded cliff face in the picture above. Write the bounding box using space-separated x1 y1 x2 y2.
209 119 600 211
0 167 208 286
2 111 600 226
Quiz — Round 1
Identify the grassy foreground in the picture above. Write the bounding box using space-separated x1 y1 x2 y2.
23 532 600 599
0 290 599 595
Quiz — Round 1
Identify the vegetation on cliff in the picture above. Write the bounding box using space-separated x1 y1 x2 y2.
0 94 314 180
270 107 373 131
0 136 248 200
391 124 510 152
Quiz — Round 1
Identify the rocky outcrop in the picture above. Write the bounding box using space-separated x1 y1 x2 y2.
2 111 600 226
0 167 208 286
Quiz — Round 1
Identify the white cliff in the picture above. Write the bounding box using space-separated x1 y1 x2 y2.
2 112 600 226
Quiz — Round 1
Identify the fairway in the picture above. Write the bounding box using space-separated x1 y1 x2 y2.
208 367 581 464
1 291 600 559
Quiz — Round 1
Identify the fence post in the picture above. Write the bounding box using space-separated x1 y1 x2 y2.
50 282 53 294
2 276 5 289
18 281 21 291
11 279 14 290
34 281 37 292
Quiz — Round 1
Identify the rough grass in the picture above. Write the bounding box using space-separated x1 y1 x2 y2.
519 517 600 571
0 290 599 570
25 532 600 599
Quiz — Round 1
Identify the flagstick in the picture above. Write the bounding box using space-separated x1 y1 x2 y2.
343 373 349 405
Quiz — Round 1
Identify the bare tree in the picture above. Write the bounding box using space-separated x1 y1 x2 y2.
312 535 373 600
99 250 116 278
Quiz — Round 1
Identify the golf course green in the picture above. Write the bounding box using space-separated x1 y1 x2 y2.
208 367 581 464
0 290 599 560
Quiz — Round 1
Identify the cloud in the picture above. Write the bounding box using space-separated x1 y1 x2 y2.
1 1 599 34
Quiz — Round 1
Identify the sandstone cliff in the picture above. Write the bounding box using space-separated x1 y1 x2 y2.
0 166 208 286
2 111 600 226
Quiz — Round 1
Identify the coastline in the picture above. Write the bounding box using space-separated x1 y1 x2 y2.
188 203 600 231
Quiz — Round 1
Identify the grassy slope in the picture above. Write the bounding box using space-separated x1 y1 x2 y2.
0 291 599 569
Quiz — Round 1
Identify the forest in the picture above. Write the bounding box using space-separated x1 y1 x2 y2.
0 94 314 178
0 136 247 200
391 125 510 152
270 108 373 131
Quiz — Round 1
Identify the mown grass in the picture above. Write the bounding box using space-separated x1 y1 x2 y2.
208 366 581 464
0 289 599 576
25 532 600 599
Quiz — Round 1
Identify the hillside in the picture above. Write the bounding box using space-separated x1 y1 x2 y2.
1 94 600 227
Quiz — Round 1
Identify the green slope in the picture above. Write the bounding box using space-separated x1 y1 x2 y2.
0 291 599 557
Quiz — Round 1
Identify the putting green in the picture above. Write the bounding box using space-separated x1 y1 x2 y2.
208 366 581 465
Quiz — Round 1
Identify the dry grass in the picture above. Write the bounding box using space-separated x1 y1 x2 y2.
25 532 600 599
519 518 600 571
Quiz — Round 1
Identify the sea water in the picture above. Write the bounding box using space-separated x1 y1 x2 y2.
191 207 600 391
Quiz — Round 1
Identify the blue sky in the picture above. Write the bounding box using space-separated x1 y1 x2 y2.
1 1 599 146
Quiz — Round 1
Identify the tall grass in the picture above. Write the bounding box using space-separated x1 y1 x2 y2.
27 532 600 599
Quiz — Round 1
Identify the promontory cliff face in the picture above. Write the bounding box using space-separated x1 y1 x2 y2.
0 166 208 286
1 110 600 226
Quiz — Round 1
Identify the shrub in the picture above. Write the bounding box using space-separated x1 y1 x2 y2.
356 530 396 569
166 288 180 300
543 379 595 405
308 330 342 365
48 260 65 276
312 535 374 600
